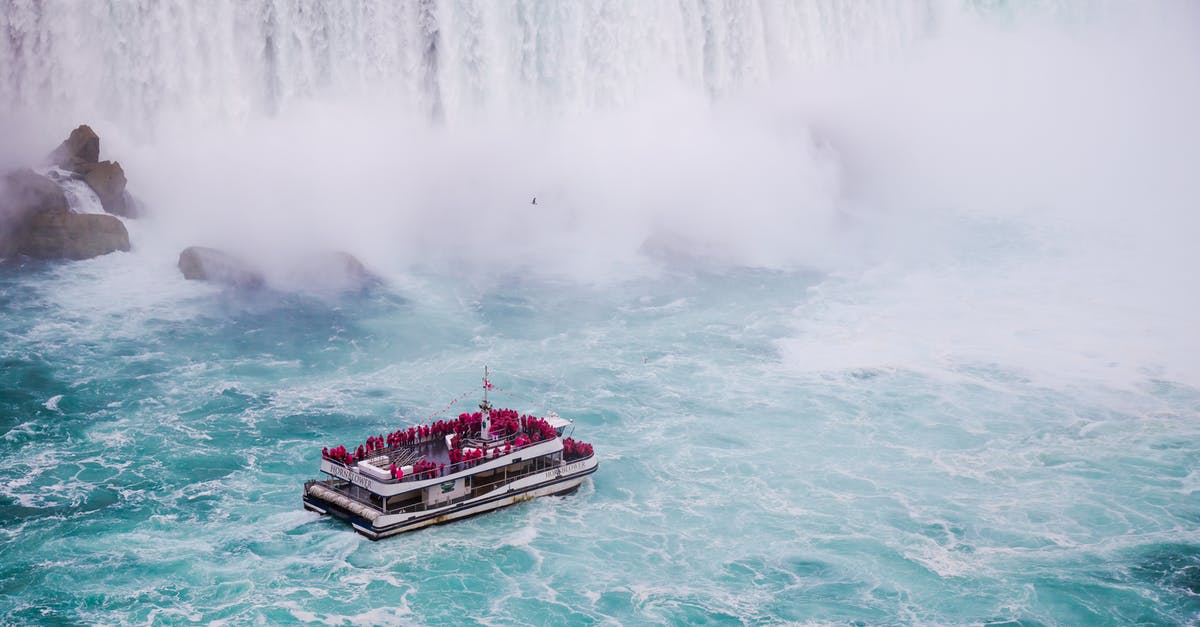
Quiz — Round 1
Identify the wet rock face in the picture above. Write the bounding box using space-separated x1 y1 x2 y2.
1 168 69 216
50 124 101 172
48 124 138 217
16 210 131 260
175 248 381 293
178 246 266 288
0 169 130 260
82 160 134 217
0 126 138 261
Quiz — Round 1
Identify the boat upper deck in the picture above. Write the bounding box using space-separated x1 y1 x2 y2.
320 407 592 486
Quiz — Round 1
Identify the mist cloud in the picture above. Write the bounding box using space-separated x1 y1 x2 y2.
4 1 1197 384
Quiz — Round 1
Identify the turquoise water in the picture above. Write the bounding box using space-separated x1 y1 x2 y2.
1 253 1197 625
2 2 1199 621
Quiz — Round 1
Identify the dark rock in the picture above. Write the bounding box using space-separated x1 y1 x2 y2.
1 168 69 217
83 161 133 217
178 246 265 289
0 169 63 258
0 124 138 261
0 168 131 260
16 211 130 260
49 125 100 173
48 125 139 218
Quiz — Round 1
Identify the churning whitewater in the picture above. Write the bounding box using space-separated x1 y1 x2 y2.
2 1 1199 624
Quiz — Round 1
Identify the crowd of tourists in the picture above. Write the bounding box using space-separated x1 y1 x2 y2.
321 408 594 478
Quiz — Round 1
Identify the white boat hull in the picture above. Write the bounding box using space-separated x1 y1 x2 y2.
304 456 597 540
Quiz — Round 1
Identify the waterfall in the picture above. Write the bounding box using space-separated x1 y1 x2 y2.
2 0 1194 282
40 167 107 214
0 0 938 131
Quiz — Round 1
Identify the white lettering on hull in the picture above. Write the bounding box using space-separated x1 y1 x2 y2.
537 461 587 482
328 463 373 489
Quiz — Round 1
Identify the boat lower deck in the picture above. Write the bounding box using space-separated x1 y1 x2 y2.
304 454 598 539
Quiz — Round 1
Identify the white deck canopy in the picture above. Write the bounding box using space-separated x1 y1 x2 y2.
544 411 572 433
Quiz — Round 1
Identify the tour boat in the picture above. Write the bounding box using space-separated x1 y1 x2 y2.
302 368 598 539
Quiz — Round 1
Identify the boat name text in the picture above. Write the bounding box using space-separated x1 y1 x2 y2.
329 463 373 488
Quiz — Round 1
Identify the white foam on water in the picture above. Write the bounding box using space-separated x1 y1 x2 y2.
1 420 41 443
43 394 63 411
0 448 95 509
284 605 412 627
1180 470 1200 496
2 3 1198 626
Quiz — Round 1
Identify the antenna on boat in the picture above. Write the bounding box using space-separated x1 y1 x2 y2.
480 365 493 441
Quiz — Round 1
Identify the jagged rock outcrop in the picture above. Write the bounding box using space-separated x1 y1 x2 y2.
82 161 134 217
0 168 130 259
0 126 142 261
178 246 265 288
50 125 100 172
47 124 138 218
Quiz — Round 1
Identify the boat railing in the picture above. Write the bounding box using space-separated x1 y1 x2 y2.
414 446 594 485
307 450 596 517
323 429 518 467
325 433 560 484
388 450 594 515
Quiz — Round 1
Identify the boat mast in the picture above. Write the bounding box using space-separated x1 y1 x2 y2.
479 365 493 440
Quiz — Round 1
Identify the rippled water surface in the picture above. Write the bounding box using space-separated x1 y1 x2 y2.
1 252 1197 625
3 0 1200 622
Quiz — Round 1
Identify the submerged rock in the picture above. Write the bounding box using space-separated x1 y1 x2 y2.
287 251 380 293
176 247 378 292
0 168 130 259
178 246 265 288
